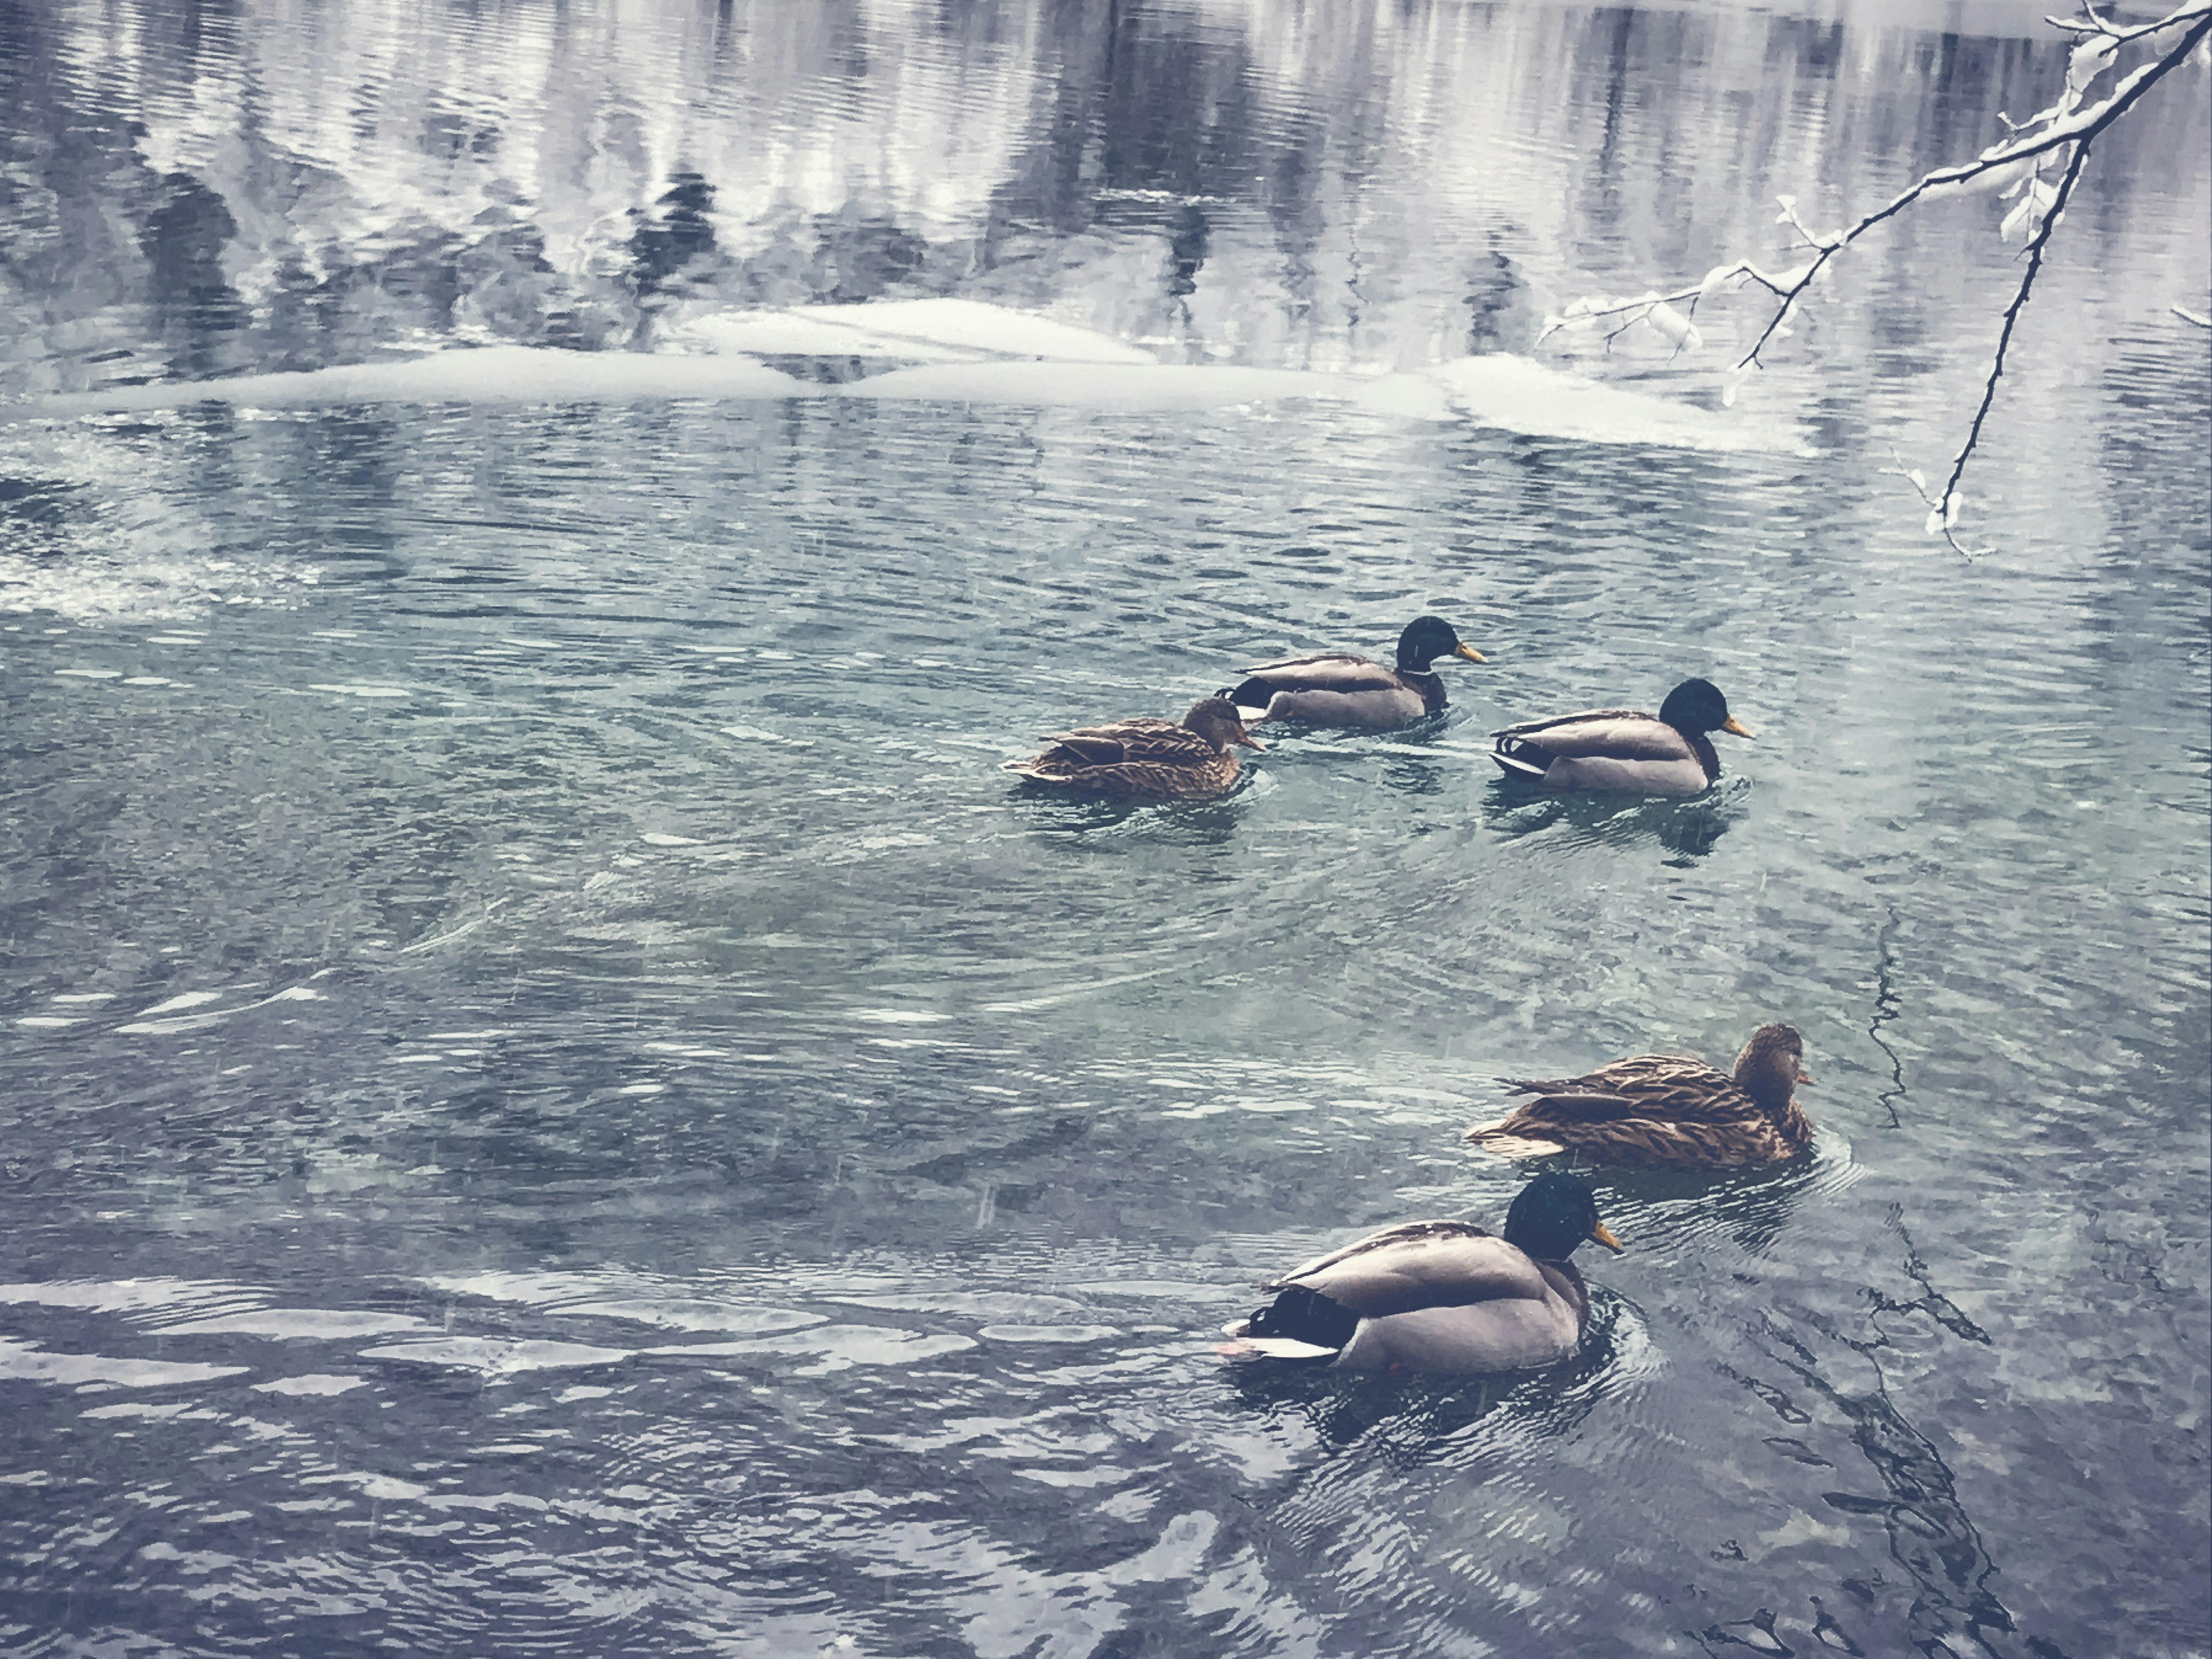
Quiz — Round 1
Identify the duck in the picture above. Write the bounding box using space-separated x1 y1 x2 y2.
1222 616 1486 729
1217 1172 1623 1373
1490 676 1752 796
1464 1023 1814 1171
1003 695 1260 800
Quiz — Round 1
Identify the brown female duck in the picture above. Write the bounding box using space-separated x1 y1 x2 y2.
1004 696 1260 801
1464 1023 1815 1171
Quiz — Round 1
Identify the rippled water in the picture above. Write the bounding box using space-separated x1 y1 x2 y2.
2 2 2207 1655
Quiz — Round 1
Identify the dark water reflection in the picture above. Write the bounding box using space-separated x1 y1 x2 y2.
2 1 2209 1657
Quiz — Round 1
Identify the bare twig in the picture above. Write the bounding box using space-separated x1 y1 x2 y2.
1931 135 2098 555
1538 2 2212 551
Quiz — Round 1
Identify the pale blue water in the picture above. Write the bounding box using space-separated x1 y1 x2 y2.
1 3 2207 1656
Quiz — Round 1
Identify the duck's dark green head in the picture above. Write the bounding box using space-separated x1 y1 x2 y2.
1658 677 1754 740
1502 1172 1624 1261
1395 615 1486 672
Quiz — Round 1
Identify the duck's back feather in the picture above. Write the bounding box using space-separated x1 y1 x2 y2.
1494 710 1693 762
1236 652 1406 695
1037 718 1218 766
1490 708 1720 795
1264 1219 1550 1317
1229 654 1446 725
1469 1052 1806 1169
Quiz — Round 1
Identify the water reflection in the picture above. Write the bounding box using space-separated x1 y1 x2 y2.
0 1 2206 1657
1484 775 1751 861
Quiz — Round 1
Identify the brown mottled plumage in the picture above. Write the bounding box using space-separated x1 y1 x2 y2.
1004 696 1261 800
1465 1023 1815 1171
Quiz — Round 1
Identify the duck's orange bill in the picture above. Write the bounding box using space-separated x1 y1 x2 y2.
1796 1066 1816 1086
1455 644 1487 663
1590 1222 1626 1253
1234 730 1266 749
1721 716 1755 739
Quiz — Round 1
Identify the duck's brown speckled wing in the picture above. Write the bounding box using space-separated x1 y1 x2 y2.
1037 717 1214 767
1236 652 1405 695
1469 1053 1788 1169
1260 1219 1548 1317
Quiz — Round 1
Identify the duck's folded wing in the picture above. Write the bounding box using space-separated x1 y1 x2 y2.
1237 653 1400 693
1507 1053 1718 1097
1486 1090 1643 1120
1042 718 1202 765
1266 1221 1547 1316
1493 712 1690 761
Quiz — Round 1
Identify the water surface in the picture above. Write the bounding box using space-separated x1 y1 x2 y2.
1 3 2207 1656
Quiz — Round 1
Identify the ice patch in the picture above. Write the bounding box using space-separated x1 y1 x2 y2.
840 361 1332 409
784 298 1160 363
24 346 808 417
1426 354 1808 453
16 302 1794 455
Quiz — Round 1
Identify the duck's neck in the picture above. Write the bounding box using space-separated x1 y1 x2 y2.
1768 1097 1814 1152
1533 1257 1589 1315
1738 1070 1809 1145
1396 666 1448 713
1682 729 1721 782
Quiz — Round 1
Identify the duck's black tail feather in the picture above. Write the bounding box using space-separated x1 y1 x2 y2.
1244 1285 1359 1353
1222 677 1275 711
1491 731 1558 778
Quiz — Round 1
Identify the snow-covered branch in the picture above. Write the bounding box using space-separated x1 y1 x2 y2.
1539 1 2212 556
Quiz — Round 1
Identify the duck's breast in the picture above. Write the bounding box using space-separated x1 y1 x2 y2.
1334 1294 1580 1373
1539 753 1711 796
1263 686 1426 728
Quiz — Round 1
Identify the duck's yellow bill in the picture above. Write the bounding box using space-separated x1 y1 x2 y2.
1721 716 1755 739
1455 644 1487 663
1590 1222 1626 1253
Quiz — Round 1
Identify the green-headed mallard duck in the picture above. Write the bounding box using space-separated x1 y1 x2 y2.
1465 1023 1814 1171
1218 1172 1623 1373
1222 616 1486 729
1490 676 1752 796
1004 696 1260 800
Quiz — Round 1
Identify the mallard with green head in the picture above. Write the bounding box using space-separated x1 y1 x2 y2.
1217 1172 1623 1373
1490 676 1752 796
1222 615 1486 729
1004 696 1260 801
1465 1024 1815 1171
